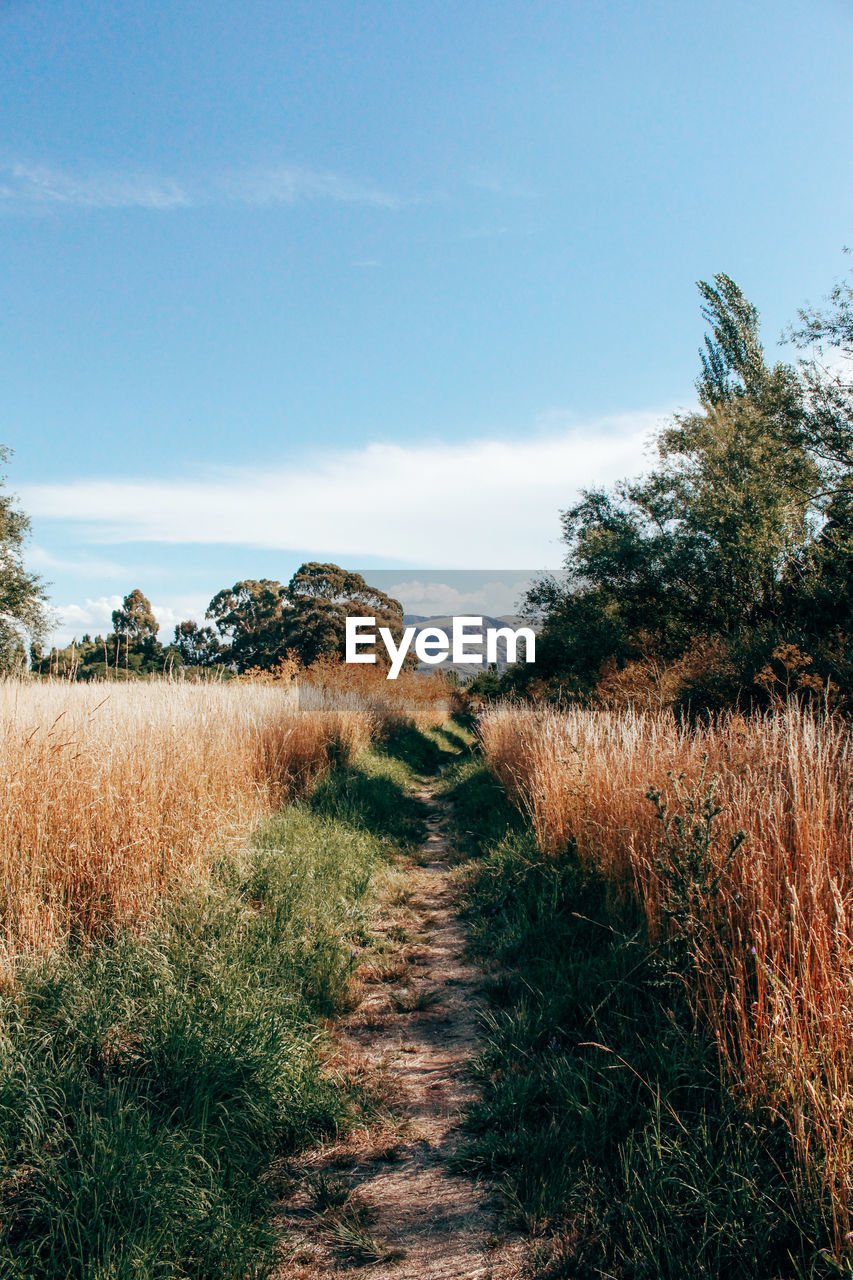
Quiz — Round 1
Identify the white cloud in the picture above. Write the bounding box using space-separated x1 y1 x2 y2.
466 170 540 200
52 595 123 641
26 546 133 577
219 165 404 209
48 595 208 648
0 160 403 212
21 415 661 568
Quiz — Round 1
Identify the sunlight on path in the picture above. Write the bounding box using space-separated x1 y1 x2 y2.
273 785 527 1280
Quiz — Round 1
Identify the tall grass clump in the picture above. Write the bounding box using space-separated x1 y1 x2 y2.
453 763 815 1276
0 679 373 974
0 721 430 1278
478 701 853 1256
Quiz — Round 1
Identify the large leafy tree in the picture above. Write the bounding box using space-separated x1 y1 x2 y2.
111 589 162 668
0 448 49 669
179 564 406 672
524 275 825 704
284 562 405 665
172 619 221 668
782 261 853 651
204 579 288 671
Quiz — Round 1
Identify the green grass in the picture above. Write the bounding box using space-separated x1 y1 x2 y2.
450 758 841 1279
0 730 432 1280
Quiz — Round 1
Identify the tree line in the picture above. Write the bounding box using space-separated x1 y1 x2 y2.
33 564 405 679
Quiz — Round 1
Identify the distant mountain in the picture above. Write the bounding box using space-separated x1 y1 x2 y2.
400 614 533 673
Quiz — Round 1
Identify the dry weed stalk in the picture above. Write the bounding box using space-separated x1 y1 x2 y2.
479 700 853 1249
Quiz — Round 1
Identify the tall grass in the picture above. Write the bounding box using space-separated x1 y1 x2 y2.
0 730 427 1279
0 679 372 974
479 701 853 1254
299 655 462 728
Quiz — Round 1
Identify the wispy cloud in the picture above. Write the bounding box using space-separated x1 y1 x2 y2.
216 165 404 210
26 546 134 578
0 160 404 212
20 415 663 568
55 594 124 636
466 169 540 200
0 163 191 209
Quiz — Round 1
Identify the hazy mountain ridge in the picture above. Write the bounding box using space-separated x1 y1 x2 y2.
401 614 532 672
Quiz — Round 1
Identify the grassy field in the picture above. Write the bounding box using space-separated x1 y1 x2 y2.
0 675 450 1278
460 701 853 1275
4 675 852 1276
0 679 377 974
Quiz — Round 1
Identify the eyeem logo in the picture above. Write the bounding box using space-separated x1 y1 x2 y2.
345 616 535 679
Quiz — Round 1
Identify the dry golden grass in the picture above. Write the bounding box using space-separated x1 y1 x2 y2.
480 700 853 1248
298 656 462 728
0 679 373 975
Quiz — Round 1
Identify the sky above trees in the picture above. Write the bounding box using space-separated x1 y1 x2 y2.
1 0 852 643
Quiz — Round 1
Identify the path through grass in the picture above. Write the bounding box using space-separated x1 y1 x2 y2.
7 715 821 1280
273 719 527 1280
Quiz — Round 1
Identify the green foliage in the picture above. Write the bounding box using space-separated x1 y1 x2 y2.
110 589 163 670
0 447 48 671
171 564 406 673
284 562 405 667
204 578 288 672
465 664 505 699
172 619 221 668
696 271 767 405
39 564 406 680
509 270 853 710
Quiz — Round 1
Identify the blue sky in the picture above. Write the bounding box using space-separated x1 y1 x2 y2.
2 0 852 642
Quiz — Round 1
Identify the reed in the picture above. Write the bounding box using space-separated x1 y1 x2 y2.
479 700 853 1251
0 678 373 974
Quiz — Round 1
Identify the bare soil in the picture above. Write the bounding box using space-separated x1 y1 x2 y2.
273 786 527 1280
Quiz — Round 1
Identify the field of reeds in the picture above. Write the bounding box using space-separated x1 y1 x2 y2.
0 678 376 975
478 701 853 1259
0 673 444 1278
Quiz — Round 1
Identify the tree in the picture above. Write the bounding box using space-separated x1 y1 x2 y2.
696 272 768 406
204 579 288 671
284 562 405 665
109 589 162 671
782 260 853 656
112 589 158 647
182 565 407 673
788 258 853 522
0 447 49 669
172 619 221 668
522 275 824 706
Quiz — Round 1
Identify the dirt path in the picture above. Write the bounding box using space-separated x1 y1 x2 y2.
274 785 526 1280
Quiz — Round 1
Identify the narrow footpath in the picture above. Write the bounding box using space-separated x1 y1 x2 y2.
274 781 526 1280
